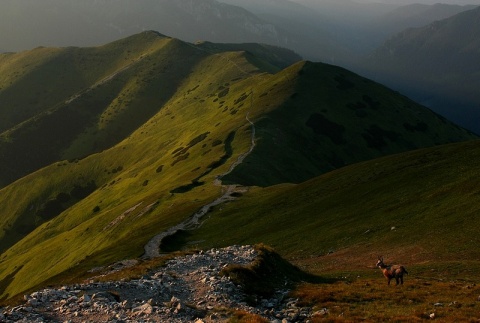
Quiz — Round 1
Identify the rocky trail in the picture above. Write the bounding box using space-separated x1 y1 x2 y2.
0 246 320 322
143 110 256 259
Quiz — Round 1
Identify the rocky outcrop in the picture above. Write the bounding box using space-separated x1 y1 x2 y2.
0 245 316 322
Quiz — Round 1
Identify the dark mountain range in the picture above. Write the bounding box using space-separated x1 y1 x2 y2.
374 3 477 35
361 6 480 134
222 0 477 64
0 0 289 52
0 32 476 302
2 0 474 66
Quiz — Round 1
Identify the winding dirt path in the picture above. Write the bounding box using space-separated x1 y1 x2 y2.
143 111 256 258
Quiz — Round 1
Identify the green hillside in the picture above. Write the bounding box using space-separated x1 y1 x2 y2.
185 139 480 268
181 139 480 321
223 61 476 186
0 32 477 302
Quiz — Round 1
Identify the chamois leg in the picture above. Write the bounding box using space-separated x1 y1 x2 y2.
395 277 399 285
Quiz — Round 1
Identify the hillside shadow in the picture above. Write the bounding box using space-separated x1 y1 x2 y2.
0 265 24 303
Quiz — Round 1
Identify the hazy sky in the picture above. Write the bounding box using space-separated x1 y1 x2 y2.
358 0 480 4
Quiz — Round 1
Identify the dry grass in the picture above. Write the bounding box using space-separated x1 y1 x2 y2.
228 309 269 323
291 277 480 322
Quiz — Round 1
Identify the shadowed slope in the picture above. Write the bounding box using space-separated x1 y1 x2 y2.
183 139 480 269
223 61 476 186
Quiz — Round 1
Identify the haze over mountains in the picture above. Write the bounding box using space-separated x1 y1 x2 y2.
1 2 480 319
2 0 475 60
361 6 480 133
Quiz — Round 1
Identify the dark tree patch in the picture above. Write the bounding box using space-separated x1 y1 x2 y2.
306 113 346 144
404 122 428 132
218 87 230 98
212 139 223 147
111 166 123 174
362 125 399 150
207 132 235 170
187 132 210 147
171 153 189 166
234 93 249 105
170 180 205 194
187 85 199 94
171 132 236 194
172 132 210 158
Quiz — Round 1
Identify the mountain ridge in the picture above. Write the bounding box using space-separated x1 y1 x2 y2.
0 32 477 302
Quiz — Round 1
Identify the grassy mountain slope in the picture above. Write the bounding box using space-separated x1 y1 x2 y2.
0 32 301 188
223 61 476 186
180 139 480 272
0 32 476 301
0 31 185 186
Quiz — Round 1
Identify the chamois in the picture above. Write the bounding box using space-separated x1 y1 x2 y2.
376 256 408 285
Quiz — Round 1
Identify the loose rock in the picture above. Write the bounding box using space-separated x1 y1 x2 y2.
0 245 313 322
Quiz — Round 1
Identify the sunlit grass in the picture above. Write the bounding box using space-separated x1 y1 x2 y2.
0 35 295 300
